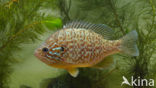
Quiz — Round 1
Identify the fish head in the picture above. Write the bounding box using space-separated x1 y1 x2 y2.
34 38 66 65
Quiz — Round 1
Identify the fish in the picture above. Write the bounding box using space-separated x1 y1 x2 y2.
34 21 139 77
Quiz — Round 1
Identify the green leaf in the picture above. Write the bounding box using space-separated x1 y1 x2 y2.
42 17 62 30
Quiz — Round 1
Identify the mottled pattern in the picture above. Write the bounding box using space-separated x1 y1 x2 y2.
35 26 121 68
41 28 121 65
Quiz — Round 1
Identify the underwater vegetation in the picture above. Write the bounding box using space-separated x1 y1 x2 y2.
0 0 156 88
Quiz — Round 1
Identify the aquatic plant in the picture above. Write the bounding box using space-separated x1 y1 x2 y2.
0 0 43 87
0 0 62 88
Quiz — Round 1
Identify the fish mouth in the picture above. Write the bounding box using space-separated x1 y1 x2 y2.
34 51 38 57
34 48 42 59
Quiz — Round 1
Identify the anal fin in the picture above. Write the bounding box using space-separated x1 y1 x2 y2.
93 56 114 69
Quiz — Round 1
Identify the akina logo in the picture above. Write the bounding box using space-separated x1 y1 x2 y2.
121 76 154 87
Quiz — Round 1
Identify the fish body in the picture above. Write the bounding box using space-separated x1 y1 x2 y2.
35 21 139 77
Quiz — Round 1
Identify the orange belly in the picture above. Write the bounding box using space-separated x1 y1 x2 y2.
48 63 93 69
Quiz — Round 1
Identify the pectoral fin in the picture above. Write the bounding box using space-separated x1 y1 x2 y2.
67 68 79 77
93 56 114 69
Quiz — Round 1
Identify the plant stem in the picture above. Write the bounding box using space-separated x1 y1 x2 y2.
109 0 125 35
0 21 41 51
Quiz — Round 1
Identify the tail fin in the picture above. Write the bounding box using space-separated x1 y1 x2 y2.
119 30 139 56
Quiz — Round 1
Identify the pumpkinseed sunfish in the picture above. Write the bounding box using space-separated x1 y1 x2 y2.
34 21 139 77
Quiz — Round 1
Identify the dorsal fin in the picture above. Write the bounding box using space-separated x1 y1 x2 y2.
63 21 114 39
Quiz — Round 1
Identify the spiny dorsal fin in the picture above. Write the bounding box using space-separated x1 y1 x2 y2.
63 21 114 39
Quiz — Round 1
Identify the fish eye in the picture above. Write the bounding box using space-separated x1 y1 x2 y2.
42 47 49 52
60 47 64 51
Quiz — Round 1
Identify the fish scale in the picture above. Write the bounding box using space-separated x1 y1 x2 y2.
35 21 139 77
37 28 119 65
57 28 107 64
